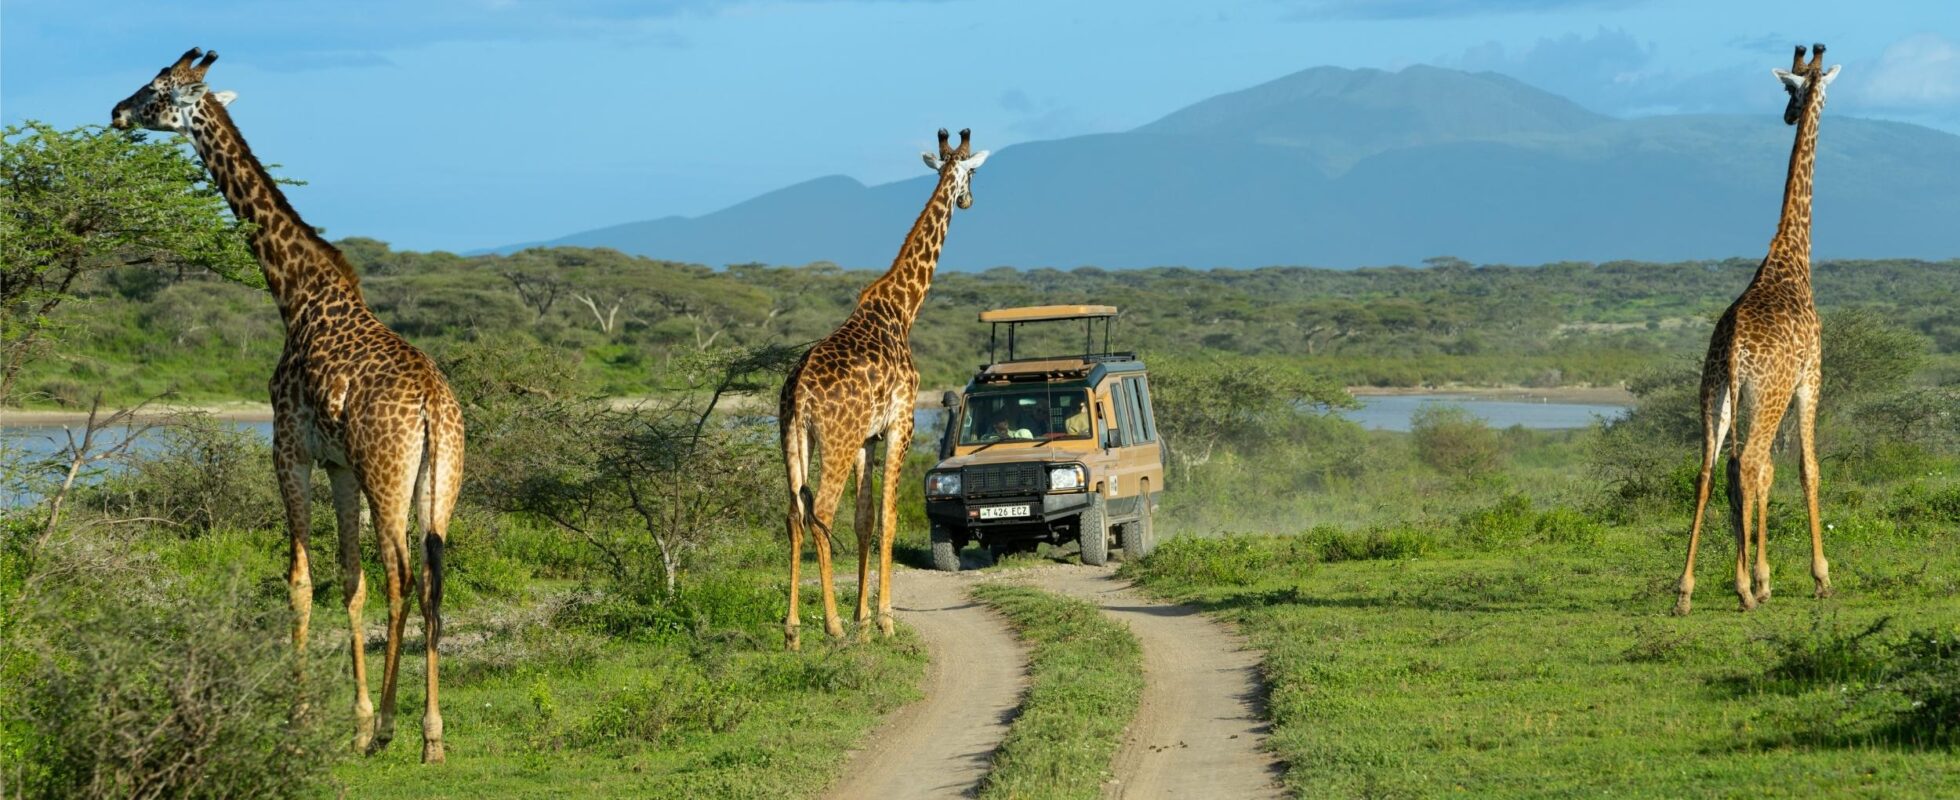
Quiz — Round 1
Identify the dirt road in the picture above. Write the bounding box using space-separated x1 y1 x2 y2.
823 567 1027 800
1019 564 1284 799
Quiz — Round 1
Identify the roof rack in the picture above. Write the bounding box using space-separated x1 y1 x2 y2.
980 305 1123 366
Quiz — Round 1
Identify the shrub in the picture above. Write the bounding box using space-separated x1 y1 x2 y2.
2 541 337 798
1303 524 1435 563
1888 626 1960 739
101 414 282 535
1410 404 1506 480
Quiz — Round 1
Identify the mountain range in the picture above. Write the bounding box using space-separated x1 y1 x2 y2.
505 65 1960 269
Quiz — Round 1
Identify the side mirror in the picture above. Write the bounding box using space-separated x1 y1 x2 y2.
937 391 962 460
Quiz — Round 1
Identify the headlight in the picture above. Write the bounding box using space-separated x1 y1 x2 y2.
1048 464 1086 492
925 471 961 497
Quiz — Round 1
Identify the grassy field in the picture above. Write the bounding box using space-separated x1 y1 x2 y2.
971 583 1143 800
1124 459 1960 798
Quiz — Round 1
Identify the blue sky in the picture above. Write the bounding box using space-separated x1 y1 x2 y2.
4 0 1955 252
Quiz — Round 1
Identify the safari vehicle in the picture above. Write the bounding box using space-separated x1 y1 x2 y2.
923 305 1166 570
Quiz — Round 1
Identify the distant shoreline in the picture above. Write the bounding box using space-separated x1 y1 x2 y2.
2 384 1635 427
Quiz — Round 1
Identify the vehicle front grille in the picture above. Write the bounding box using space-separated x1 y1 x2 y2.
963 463 1043 498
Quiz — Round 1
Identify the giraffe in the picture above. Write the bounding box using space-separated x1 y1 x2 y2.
113 49 463 762
1674 44 1841 616
779 129 989 650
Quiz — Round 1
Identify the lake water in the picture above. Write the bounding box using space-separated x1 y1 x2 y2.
2 395 1623 506
1340 394 1628 432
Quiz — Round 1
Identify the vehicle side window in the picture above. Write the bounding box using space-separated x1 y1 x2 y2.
1117 378 1145 447
1103 392 1129 448
1126 377 1156 443
1135 376 1158 442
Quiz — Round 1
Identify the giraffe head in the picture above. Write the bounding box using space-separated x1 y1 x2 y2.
111 48 235 133
919 128 990 209
1773 43 1840 125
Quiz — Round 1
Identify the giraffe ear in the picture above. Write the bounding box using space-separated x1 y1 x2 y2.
921 152 942 171
212 90 238 107
1773 68 1808 90
958 150 990 171
1818 65 1841 87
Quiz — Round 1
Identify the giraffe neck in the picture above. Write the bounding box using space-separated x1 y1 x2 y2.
1765 85 1826 282
855 170 959 332
185 96 363 328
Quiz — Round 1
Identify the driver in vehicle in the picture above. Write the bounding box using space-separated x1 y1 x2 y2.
989 416 1033 440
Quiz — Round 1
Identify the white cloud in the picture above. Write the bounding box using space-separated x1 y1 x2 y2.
1851 33 1960 109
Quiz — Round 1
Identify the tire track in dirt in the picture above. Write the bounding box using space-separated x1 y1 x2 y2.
824 567 1027 800
1017 563 1283 799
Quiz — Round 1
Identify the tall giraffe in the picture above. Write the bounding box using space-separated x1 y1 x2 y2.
779 129 989 650
1674 44 1841 616
113 49 463 762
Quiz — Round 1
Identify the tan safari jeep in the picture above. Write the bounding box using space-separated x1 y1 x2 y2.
923 305 1166 570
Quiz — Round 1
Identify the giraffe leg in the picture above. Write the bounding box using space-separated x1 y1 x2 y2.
1676 387 1732 616
273 436 315 652
1732 454 1757 612
364 460 418 755
327 466 377 752
783 424 810 651
1748 403 1795 607
876 417 914 638
811 434 853 640
416 419 460 764
1744 399 1789 608
1753 460 1775 605
1796 374 1832 598
853 440 876 642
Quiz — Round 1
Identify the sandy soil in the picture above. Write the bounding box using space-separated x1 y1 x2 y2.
823 567 1029 800
1015 564 1284 800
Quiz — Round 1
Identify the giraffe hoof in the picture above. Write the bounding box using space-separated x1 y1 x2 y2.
365 730 394 756
784 626 801 652
824 621 845 639
1671 599 1692 617
1754 588 1772 604
878 615 895 637
1815 585 1835 599
352 716 376 753
1737 597 1758 613
422 740 446 764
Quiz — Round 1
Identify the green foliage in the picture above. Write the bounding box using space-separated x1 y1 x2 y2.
1410 404 1507 480
1147 354 1355 470
1821 309 1931 417
1 544 336 799
1888 626 1960 740
1 122 256 403
972 584 1142 800
85 414 283 535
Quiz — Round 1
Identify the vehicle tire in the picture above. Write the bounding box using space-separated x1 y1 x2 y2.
1123 485 1156 560
930 523 961 573
1079 492 1110 566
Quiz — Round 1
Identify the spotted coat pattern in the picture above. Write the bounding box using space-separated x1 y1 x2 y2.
1675 45 1837 615
777 129 981 649
113 49 462 762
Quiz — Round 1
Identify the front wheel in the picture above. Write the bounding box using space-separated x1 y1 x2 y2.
930 523 961 572
1079 492 1110 566
1123 486 1156 560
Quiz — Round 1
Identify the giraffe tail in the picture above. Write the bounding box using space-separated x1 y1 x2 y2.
783 404 830 539
420 410 445 642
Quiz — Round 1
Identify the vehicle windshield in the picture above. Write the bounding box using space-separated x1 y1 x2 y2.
959 386 1093 445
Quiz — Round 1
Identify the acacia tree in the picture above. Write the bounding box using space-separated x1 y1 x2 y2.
0 123 256 403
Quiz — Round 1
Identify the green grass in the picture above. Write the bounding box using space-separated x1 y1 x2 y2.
332 623 925 799
972 583 1143 800
1123 503 1960 798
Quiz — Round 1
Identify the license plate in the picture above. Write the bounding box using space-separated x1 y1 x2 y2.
978 504 1031 520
